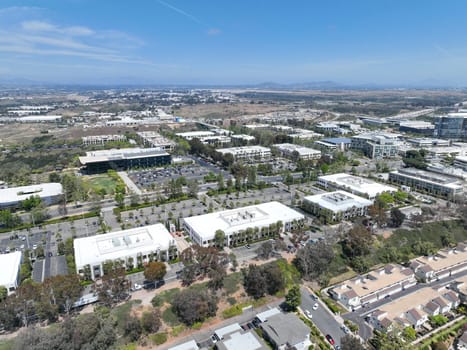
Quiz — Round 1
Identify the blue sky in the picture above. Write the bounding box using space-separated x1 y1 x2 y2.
0 0 467 85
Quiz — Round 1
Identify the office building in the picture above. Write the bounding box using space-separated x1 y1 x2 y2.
389 168 463 199
0 183 63 209
73 224 177 280
434 113 467 140
216 146 271 162
0 251 22 295
79 147 171 173
183 202 304 247
351 133 400 159
137 131 175 151
273 143 321 161
82 134 127 146
399 121 435 135
302 191 373 223
176 131 231 145
314 137 352 152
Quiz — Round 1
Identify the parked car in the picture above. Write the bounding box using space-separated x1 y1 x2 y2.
131 283 142 291
341 325 350 334
305 309 312 319
312 303 319 310
326 334 335 345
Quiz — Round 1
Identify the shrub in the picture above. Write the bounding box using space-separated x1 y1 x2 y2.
150 332 168 345
222 305 243 319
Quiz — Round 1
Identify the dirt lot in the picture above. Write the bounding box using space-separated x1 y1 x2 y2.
177 102 287 119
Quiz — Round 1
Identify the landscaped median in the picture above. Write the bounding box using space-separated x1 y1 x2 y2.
416 315 467 349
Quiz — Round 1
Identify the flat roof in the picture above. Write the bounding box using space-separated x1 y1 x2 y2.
73 224 175 268
217 331 267 350
321 137 352 144
319 173 397 197
176 131 215 137
260 313 310 346
390 168 463 190
168 340 199 350
79 147 169 164
183 201 304 241
0 251 22 287
273 143 321 156
215 323 242 339
304 190 373 212
256 307 281 322
334 264 414 299
0 183 62 205
412 246 467 273
217 146 271 154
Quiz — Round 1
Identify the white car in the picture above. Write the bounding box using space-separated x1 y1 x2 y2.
131 283 142 291
312 303 319 310
305 309 313 319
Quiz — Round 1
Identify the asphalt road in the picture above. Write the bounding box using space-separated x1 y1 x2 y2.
300 287 346 347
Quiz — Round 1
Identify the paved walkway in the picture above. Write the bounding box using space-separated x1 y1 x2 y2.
118 171 142 195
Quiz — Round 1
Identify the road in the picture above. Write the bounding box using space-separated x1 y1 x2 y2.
300 287 346 347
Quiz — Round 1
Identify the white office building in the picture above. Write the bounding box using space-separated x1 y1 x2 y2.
216 146 271 162
183 202 304 247
73 224 177 280
0 251 22 295
0 183 63 209
303 191 373 223
273 143 321 161
318 173 397 199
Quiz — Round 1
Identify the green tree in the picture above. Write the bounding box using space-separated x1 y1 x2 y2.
214 230 226 249
141 308 162 333
284 285 301 311
144 261 167 282
341 334 366 350
389 208 405 228
172 289 218 326
0 286 7 302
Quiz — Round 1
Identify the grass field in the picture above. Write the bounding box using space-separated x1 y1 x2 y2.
84 174 119 196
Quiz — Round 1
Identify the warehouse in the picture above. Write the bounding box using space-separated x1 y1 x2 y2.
183 202 304 247
73 224 177 280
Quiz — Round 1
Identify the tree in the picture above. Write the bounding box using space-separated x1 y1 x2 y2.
0 209 21 228
389 208 405 228
0 286 7 302
342 224 373 258
141 308 162 333
217 173 225 191
370 329 413 350
187 180 199 197
284 285 301 311
172 289 218 325
402 326 417 341
294 241 334 283
440 232 455 248
247 166 257 187
243 264 267 299
97 260 130 307
144 261 167 282
341 335 366 350
431 342 448 350
124 316 142 342
207 264 227 291
256 241 274 260
263 263 285 295
214 230 226 249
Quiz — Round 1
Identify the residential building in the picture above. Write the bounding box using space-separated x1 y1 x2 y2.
168 340 199 350
73 224 177 280
137 131 175 151
215 330 268 350
273 143 321 161
351 133 400 159
183 201 304 247
0 183 63 209
434 113 467 140
0 251 22 295
216 146 271 162
458 331 467 350
369 286 458 331
302 191 373 223
330 264 416 310
79 147 171 173
259 313 312 350
317 173 397 199
389 168 464 199
410 243 467 282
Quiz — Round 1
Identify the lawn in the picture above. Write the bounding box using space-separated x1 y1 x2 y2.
0 340 13 350
84 174 119 196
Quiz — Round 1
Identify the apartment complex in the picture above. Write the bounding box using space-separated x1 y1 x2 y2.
273 143 321 161
330 264 416 310
351 133 400 159
79 147 171 173
434 113 467 140
302 191 373 223
73 224 177 280
216 146 271 162
389 168 464 199
183 201 304 247
317 173 397 199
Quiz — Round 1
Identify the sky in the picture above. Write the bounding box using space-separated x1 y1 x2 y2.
0 0 467 86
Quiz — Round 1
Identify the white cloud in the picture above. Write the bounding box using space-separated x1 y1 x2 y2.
21 20 95 36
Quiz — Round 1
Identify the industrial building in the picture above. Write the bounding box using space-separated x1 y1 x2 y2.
434 113 467 140
273 143 321 161
302 191 373 223
0 183 63 209
79 147 171 173
389 168 464 199
351 133 401 159
183 201 304 247
0 251 22 295
73 224 177 280
317 173 397 199
216 146 271 162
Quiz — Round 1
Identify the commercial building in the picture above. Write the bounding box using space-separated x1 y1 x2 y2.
399 121 435 135
183 201 304 247
73 224 177 280
389 168 464 199
231 134 256 142
406 138 451 148
302 191 373 223
216 146 271 162
0 183 63 209
176 131 231 145
454 156 467 171
330 264 416 310
82 134 127 145
410 243 467 282
434 113 467 140
16 115 62 123
314 137 352 152
79 147 171 173
137 131 175 151
273 143 321 161
0 251 22 295
351 133 400 159
368 286 459 332
317 173 397 199
259 313 312 350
